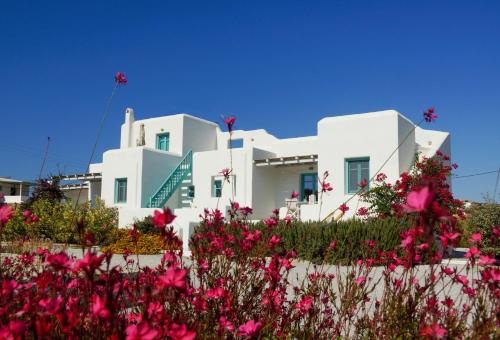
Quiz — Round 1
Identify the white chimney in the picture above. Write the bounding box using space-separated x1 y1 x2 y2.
121 108 135 148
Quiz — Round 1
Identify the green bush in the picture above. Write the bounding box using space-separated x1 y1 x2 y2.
193 217 412 264
2 198 118 245
133 215 159 235
459 203 500 254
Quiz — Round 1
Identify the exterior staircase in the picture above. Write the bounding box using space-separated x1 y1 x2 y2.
147 150 193 208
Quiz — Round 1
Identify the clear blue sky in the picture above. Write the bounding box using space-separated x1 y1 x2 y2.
1 1 499 201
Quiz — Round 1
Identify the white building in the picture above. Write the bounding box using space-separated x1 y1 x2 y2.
60 108 450 250
0 177 33 204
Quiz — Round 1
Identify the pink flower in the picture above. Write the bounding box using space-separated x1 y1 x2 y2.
290 190 299 199
403 186 434 213
168 323 196 340
223 116 236 133
115 71 127 85
126 321 158 340
479 255 495 266
465 247 480 259
157 267 187 290
152 208 176 228
0 320 26 340
295 295 313 315
456 275 469 286
401 235 414 249
268 235 281 248
357 207 368 216
238 320 262 337
0 205 13 225
220 168 232 181
39 296 63 314
419 322 446 339
354 276 366 286
469 233 482 243
358 178 368 189
92 294 110 319
423 107 437 122
219 317 234 332
339 203 349 213
327 240 337 251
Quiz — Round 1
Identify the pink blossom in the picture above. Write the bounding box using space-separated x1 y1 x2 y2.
152 208 176 228
358 178 368 189
327 240 337 251
479 255 495 266
92 294 110 319
126 321 158 340
157 267 187 290
290 190 299 199
223 116 236 133
115 71 127 85
0 320 26 340
465 247 480 259
168 323 196 340
39 296 63 314
419 322 446 339
268 235 281 248
238 320 262 337
403 186 434 213
423 107 437 122
220 168 232 181
456 275 469 286
357 207 368 216
283 215 294 224
295 295 313 315
354 276 366 286
219 317 234 332
469 233 482 243
339 203 349 213
0 205 13 224
375 173 387 182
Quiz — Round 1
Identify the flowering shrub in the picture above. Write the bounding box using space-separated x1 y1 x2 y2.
459 202 500 255
0 189 498 338
102 229 180 254
2 198 118 245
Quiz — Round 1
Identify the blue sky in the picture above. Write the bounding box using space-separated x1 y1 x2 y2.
1 1 499 201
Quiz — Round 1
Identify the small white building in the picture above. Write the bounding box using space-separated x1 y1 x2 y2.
60 108 450 249
0 177 33 204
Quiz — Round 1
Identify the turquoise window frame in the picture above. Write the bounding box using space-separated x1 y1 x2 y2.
114 178 127 203
156 133 170 151
300 172 318 201
228 139 244 149
344 157 370 194
212 180 222 198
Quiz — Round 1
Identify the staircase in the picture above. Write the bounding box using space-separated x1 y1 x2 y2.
147 150 193 208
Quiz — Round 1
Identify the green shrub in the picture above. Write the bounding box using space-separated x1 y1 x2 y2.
459 203 500 254
2 198 118 245
133 215 159 235
102 229 180 254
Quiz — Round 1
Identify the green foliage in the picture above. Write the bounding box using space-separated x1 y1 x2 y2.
23 178 65 209
2 198 118 245
133 215 159 235
460 203 500 254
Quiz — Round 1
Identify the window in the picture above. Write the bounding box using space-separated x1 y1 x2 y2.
188 185 195 198
10 187 16 196
300 173 318 201
115 178 127 203
345 158 369 194
228 138 243 149
156 133 170 151
212 179 222 197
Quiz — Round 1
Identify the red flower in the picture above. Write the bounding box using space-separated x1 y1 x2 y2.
92 294 110 320
295 295 313 315
168 323 196 340
354 276 366 286
423 107 437 122
268 235 281 248
39 296 63 314
469 233 482 243
479 255 495 266
152 208 176 228
403 186 434 213
357 207 368 216
290 190 299 199
223 116 236 133
465 246 480 259
419 322 446 339
219 317 234 332
0 205 13 225
157 267 187 290
339 203 349 213
358 178 368 189
0 320 26 340
220 168 232 182
126 321 158 340
327 240 337 251
238 320 262 337
320 181 333 192
115 71 127 85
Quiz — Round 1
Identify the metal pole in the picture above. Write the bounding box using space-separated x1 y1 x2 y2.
493 166 500 204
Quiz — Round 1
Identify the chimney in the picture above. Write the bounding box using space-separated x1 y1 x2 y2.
125 107 135 124
121 108 135 148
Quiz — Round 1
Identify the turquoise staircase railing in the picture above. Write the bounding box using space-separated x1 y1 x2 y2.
147 150 193 208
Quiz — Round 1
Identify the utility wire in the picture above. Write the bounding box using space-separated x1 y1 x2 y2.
38 137 51 179
452 170 498 179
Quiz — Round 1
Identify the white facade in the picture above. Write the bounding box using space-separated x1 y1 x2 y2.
62 108 450 252
0 177 32 204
